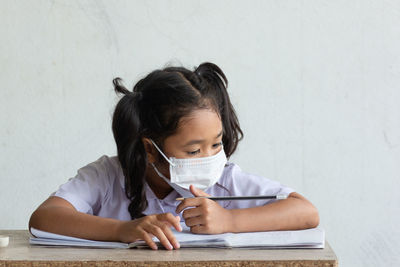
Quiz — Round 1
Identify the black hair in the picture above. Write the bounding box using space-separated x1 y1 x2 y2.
111 62 243 219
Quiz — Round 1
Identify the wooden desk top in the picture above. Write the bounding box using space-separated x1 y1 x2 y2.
0 230 338 267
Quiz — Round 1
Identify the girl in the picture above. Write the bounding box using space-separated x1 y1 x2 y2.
29 62 319 251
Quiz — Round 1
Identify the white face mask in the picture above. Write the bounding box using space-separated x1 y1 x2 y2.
149 139 227 193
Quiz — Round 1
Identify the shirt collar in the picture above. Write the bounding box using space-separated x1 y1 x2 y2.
144 182 180 202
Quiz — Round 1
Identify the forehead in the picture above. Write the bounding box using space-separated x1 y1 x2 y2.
169 109 222 142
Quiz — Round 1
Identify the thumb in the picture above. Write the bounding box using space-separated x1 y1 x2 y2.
190 185 210 197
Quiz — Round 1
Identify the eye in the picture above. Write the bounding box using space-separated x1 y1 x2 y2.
212 141 223 148
187 149 200 155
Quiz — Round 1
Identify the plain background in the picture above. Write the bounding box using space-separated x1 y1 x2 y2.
1 1 399 266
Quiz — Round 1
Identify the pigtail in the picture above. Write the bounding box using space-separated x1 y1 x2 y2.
113 78 132 95
195 63 243 158
112 78 147 219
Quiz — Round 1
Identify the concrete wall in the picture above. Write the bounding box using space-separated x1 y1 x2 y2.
1 1 399 266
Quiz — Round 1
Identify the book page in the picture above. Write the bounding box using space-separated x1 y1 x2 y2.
30 228 129 248
226 227 325 247
30 224 325 249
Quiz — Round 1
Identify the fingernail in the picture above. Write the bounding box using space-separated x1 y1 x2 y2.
174 242 180 249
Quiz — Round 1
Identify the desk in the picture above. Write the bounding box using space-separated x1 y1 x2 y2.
0 230 338 267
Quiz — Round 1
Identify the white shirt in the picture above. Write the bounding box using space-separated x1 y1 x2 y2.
52 155 294 221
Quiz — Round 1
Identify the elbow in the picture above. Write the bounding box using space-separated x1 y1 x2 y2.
29 208 47 233
289 193 320 229
28 213 36 235
28 209 40 233
305 206 320 228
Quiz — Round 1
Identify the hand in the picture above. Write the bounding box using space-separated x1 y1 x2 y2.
176 185 233 234
116 213 182 250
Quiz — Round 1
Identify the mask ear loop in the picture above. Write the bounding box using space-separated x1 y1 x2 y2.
149 139 192 198
150 140 176 167
150 162 193 198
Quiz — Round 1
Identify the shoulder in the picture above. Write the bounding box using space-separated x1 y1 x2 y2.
82 155 120 174
84 154 119 170
74 155 123 187
98 155 122 178
218 162 260 186
213 162 246 192
216 162 295 194
52 155 123 214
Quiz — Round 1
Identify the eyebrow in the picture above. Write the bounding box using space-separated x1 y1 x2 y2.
183 130 223 147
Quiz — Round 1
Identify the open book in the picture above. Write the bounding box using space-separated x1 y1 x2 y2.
29 223 325 249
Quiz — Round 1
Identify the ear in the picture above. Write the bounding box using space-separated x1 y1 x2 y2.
142 137 158 164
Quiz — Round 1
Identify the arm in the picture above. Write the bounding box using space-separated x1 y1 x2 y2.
228 192 319 233
29 196 122 241
29 196 182 250
176 186 319 234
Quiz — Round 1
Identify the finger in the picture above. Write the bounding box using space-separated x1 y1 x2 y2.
155 221 180 249
185 216 204 227
146 224 173 250
182 207 202 220
176 198 205 213
190 185 211 197
140 231 158 250
157 213 182 232
190 224 208 234
175 215 183 231
169 215 183 231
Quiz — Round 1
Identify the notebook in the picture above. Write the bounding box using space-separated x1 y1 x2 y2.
29 223 325 249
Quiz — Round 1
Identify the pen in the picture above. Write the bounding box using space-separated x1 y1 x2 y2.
175 195 288 201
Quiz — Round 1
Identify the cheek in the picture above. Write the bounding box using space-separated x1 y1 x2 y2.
156 157 171 174
163 146 187 159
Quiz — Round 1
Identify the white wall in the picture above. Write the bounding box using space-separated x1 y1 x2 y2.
1 1 399 266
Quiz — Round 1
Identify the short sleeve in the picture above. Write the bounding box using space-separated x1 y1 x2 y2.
218 163 295 209
50 155 112 215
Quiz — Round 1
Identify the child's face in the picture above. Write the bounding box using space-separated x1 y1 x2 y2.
143 108 223 192
162 108 223 160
